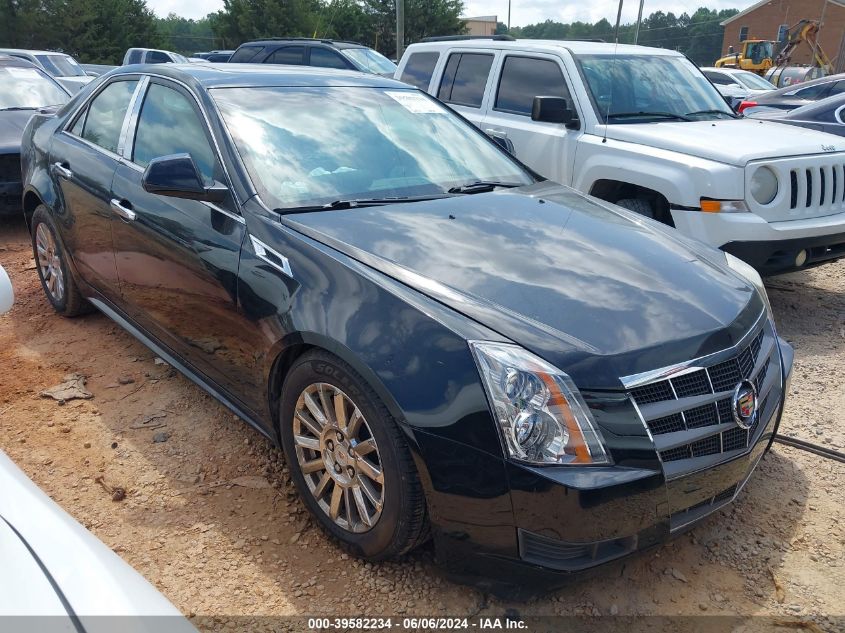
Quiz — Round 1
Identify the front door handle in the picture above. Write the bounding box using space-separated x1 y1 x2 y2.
110 199 136 222
485 128 508 138
52 162 73 180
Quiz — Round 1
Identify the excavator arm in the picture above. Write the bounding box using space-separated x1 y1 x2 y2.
775 20 834 73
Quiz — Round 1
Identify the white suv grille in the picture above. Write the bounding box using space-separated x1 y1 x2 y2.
746 154 845 222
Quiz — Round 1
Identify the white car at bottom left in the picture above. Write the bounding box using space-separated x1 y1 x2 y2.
0 265 193 631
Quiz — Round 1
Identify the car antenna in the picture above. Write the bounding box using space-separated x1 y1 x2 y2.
604 0 625 143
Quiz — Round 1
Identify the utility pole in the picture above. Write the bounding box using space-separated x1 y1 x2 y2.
508 0 512 32
634 0 645 44
396 0 405 62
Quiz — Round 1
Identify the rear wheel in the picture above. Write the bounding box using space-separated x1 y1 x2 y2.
279 350 428 560
31 206 91 317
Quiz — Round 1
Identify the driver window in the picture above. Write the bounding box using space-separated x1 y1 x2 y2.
132 83 217 182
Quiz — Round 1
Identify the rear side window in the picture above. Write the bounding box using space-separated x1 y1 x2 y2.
703 71 733 86
310 47 348 69
266 46 305 65
495 56 572 116
146 51 170 64
437 53 493 108
229 45 265 63
827 81 845 96
77 80 138 154
400 52 439 90
794 83 830 99
126 50 143 65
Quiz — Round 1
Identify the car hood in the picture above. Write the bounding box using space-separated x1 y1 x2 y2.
0 109 33 153
604 118 843 166
283 183 763 388
0 450 194 624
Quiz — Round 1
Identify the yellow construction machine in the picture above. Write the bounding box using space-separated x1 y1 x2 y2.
715 19 833 81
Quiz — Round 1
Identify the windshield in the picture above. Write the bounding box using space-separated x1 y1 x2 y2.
0 66 69 109
212 86 532 210
734 71 775 91
340 48 397 75
575 54 734 122
35 54 86 77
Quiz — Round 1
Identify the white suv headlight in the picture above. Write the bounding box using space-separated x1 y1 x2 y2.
470 341 610 465
750 166 778 205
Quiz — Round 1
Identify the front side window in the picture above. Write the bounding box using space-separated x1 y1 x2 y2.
266 46 305 65
76 80 138 153
0 66 69 110
229 45 265 63
132 83 216 180
310 48 349 69
495 56 571 116
576 54 734 122
437 53 493 108
399 52 439 90
212 86 532 210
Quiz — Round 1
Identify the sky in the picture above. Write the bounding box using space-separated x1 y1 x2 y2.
145 0 749 26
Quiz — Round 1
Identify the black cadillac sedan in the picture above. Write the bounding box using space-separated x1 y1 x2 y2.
20 64 793 587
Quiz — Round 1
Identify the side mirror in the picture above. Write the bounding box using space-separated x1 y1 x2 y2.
531 96 577 128
142 154 228 203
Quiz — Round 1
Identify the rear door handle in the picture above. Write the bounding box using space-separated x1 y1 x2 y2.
484 128 508 138
52 162 73 180
110 199 136 222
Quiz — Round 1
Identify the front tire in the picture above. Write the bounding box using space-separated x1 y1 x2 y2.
279 350 428 560
31 205 91 317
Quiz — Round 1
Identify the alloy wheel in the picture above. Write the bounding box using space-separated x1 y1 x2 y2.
35 223 65 303
292 383 384 533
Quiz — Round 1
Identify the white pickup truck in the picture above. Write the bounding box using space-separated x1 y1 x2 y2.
396 37 845 275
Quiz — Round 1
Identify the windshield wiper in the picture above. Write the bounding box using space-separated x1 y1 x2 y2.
447 181 522 194
606 111 692 122
0 106 38 112
685 109 737 119
275 195 449 215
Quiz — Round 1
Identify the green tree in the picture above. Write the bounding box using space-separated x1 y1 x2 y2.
208 0 320 48
156 13 218 55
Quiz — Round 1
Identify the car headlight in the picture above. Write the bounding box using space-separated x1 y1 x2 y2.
750 166 778 205
724 252 773 319
469 341 610 465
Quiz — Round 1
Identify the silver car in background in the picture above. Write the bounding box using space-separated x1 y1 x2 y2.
0 49 94 93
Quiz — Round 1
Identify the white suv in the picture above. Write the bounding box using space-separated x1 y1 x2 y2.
396 38 845 274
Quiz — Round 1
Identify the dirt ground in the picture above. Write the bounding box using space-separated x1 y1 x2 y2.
1 215 843 631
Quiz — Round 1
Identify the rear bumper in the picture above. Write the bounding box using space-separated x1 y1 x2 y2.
431 338 793 592
670 208 845 273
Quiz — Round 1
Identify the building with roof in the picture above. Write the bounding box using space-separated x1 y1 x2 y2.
721 0 845 68
462 15 498 36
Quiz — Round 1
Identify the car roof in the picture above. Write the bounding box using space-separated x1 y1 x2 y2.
700 66 750 75
238 38 366 49
113 63 407 89
0 54 41 68
404 38 683 57
0 48 70 57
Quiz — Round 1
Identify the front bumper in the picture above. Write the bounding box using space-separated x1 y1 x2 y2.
670 208 845 273
429 338 793 591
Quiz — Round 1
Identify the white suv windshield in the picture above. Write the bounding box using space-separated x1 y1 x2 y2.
734 71 775 91
212 86 532 210
575 54 735 123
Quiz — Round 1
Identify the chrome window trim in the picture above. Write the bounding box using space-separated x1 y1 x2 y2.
58 130 124 163
620 308 767 389
117 76 150 158
835 104 845 126
249 235 293 277
62 74 142 135
203 202 245 224
122 72 243 209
